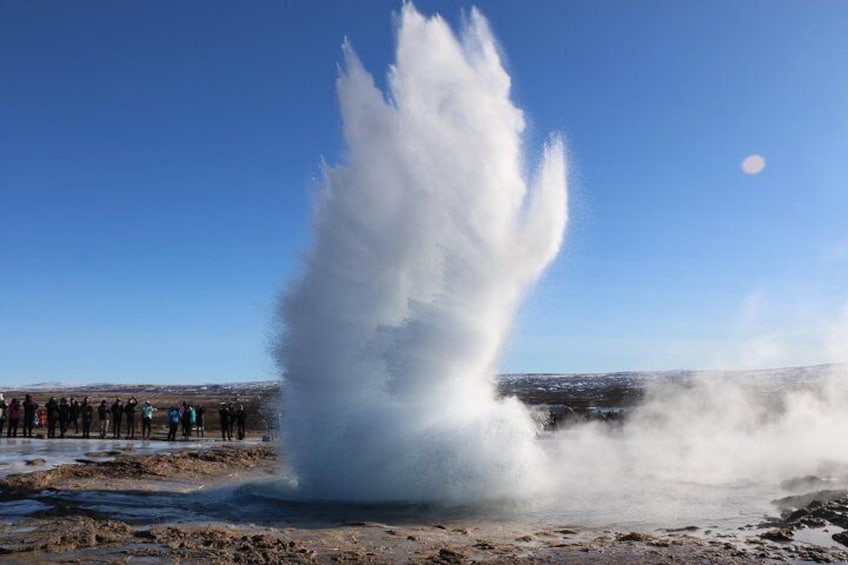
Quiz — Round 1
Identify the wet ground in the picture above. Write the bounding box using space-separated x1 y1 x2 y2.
2 442 848 563
0 436 213 478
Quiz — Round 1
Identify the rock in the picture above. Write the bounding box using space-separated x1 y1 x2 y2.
666 525 698 533
648 540 671 547
832 530 848 547
84 450 122 458
437 548 464 563
24 458 46 466
783 508 810 524
617 532 651 542
760 529 793 543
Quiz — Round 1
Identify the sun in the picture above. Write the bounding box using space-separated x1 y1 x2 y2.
741 154 766 175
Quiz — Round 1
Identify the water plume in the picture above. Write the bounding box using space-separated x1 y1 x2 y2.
277 4 567 502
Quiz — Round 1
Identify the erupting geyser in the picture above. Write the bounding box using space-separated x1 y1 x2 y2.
277 5 567 502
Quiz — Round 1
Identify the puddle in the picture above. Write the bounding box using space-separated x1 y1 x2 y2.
794 526 846 549
0 499 53 524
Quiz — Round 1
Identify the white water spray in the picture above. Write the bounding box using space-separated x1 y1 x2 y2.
278 5 567 502
277 5 848 521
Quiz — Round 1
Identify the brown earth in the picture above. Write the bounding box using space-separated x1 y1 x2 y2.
3 445 848 563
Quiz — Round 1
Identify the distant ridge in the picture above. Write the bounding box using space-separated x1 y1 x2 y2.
500 362 846 380
6 380 280 392
8 364 845 392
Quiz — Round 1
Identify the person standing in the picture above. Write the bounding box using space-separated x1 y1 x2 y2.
110 397 123 439
236 404 247 440
69 397 80 435
167 405 180 441
7 398 21 437
141 400 156 439
195 405 205 438
180 402 192 440
0 394 6 436
46 397 58 438
227 402 236 440
218 403 231 441
98 400 109 439
58 397 70 438
125 396 138 439
81 397 94 439
22 394 37 438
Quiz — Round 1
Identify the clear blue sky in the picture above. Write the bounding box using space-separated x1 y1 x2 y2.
1 1 846 385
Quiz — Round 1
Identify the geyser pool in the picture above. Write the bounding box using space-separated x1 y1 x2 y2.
277 4 567 502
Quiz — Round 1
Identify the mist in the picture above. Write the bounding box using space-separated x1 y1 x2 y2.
540 367 848 526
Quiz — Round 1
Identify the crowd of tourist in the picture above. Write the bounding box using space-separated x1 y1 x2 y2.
0 393 250 441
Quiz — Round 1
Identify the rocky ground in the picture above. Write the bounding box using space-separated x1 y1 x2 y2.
2 445 848 563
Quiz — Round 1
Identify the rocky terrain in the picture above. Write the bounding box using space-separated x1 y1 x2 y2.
3 444 848 563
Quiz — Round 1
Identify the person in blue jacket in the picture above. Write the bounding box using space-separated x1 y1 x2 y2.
167 405 180 441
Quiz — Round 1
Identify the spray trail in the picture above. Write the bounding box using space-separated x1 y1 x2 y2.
278 5 567 502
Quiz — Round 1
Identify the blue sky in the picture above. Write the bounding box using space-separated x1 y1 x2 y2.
1 1 846 385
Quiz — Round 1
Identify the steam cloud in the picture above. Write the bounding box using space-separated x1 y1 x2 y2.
278 5 566 502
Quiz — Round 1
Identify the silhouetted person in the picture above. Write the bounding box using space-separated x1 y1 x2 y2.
98 400 109 439
22 394 36 437
219 403 231 441
81 397 93 439
227 402 236 440
181 402 192 440
125 396 138 439
58 397 70 438
0 394 6 436
46 397 58 438
69 397 80 434
7 398 21 437
195 405 205 437
236 404 246 440
111 398 123 439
